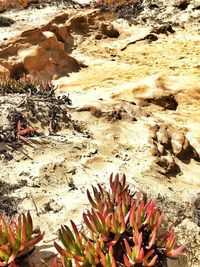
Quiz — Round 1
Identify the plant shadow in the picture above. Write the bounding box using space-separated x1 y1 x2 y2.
20 244 60 267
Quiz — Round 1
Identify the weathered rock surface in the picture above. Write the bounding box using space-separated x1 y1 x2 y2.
0 28 80 80
0 10 120 80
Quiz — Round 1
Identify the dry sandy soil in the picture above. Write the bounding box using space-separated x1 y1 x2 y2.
0 0 200 266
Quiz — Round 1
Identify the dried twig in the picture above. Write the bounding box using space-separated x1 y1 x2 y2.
30 195 40 217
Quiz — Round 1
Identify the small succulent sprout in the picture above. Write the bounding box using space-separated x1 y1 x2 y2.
157 229 185 258
109 173 128 204
143 250 158 267
97 246 116 267
54 220 87 266
16 120 38 142
0 211 44 266
83 208 109 236
124 236 158 267
129 193 164 232
85 240 100 265
112 206 127 234
123 241 144 266
86 185 106 212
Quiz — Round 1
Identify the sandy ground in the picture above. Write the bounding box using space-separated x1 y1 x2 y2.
0 1 200 266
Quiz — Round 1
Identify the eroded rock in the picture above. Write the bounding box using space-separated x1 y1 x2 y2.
0 28 80 80
100 22 120 38
148 121 199 174
111 75 179 110
0 10 121 80
76 100 148 121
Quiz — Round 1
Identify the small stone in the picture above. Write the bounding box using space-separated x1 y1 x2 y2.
167 254 188 267
100 23 120 38
95 33 103 40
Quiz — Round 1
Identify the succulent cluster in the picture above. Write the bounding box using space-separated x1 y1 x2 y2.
0 211 44 266
0 174 184 266
54 174 184 267
0 76 55 96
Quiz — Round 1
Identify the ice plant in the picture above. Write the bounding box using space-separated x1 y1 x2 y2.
16 120 38 142
0 75 55 96
0 211 44 266
157 229 185 258
55 173 184 266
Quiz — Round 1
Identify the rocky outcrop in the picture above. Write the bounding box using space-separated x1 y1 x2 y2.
148 122 199 175
111 74 200 111
0 10 120 80
149 123 199 160
0 27 80 80
41 13 74 53
111 75 179 110
0 11 103 80
76 95 199 176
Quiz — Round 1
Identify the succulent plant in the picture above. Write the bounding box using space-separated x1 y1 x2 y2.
0 75 55 96
54 173 184 266
0 211 44 266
